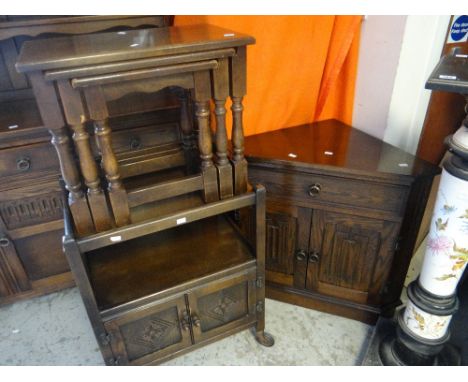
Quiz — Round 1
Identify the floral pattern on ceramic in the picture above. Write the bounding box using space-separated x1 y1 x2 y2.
419 169 468 296
403 300 452 340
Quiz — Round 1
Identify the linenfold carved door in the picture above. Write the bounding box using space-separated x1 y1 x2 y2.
305 209 400 304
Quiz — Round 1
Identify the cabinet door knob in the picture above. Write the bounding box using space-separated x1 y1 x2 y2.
308 183 322 196
295 249 307 261
181 310 190 331
309 251 320 263
16 157 31 172
192 314 201 327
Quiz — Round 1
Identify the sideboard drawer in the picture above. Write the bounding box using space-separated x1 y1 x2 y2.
249 167 409 216
0 141 59 179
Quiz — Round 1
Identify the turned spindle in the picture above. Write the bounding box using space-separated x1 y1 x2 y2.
213 57 233 199
58 80 113 232
230 47 249 194
194 70 219 202
84 87 130 227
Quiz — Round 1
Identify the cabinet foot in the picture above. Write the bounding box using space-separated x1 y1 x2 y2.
252 329 274 347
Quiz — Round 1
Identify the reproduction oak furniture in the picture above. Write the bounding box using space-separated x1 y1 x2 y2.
0 16 175 305
16 24 254 235
62 185 272 365
239 120 441 324
16 24 273 365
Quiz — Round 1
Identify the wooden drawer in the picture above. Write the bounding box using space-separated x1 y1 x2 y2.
0 141 59 179
249 167 409 216
91 122 181 155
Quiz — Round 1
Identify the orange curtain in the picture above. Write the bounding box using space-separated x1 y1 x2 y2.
175 16 362 136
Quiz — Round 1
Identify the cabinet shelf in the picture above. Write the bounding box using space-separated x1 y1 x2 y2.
86 214 255 312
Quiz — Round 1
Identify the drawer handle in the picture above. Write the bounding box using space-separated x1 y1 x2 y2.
295 249 307 261
309 251 320 263
308 183 322 197
0 236 10 247
16 157 31 172
129 136 142 150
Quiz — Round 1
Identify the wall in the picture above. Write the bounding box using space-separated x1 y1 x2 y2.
352 16 407 140
384 15 451 155
352 15 451 154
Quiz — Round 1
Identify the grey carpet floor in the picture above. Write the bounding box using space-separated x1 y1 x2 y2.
0 287 373 366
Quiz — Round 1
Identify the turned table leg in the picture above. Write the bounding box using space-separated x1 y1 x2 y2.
213 58 234 199
58 80 113 232
27 72 94 236
230 47 249 194
176 88 197 173
50 128 95 236
69 120 113 232
194 70 219 203
84 87 130 227
93 118 130 227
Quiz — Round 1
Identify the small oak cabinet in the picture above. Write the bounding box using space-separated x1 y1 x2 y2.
241 120 440 324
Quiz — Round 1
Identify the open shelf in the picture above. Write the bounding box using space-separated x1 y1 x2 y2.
86 214 255 312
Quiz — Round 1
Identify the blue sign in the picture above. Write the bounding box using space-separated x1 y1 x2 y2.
450 15 468 42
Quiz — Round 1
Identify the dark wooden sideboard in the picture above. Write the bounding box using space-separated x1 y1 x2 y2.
0 16 176 305
240 120 440 324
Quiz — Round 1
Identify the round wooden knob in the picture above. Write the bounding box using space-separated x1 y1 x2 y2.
192 314 201 327
309 251 320 263
295 249 307 261
308 183 322 196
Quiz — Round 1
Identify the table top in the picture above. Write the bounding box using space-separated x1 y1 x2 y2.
16 24 255 73
244 119 441 181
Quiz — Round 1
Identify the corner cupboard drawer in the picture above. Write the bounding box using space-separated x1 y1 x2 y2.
0 141 59 179
249 167 409 216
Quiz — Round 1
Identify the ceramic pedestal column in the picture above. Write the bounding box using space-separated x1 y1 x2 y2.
380 121 468 366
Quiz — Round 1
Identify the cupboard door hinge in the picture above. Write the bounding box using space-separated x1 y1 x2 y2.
99 332 112 346
394 236 402 252
256 277 264 289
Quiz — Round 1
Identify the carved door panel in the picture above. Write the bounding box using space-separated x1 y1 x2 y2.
263 202 312 285
0 223 31 297
187 270 257 344
104 295 192 366
306 209 400 304
265 205 297 274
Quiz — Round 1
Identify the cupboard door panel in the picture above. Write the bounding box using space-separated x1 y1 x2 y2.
0 230 31 297
263 202 312 289
104 296 192 365
265 210 297 274
188 270 257 344
307 210 400 304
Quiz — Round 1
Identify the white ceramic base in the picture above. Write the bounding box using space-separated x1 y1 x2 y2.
419 168 468 296
403 300 452 340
